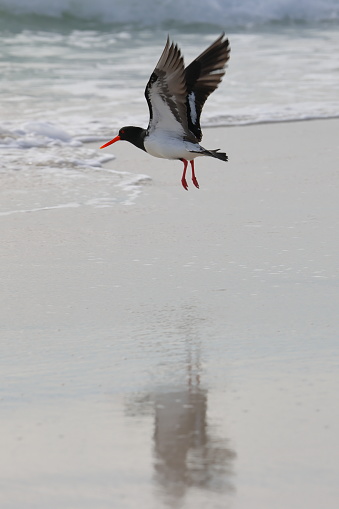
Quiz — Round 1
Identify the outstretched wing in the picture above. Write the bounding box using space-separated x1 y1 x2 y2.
185 34 230 141
145 38 195 141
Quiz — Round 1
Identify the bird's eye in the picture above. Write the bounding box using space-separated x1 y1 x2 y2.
120 129 125 134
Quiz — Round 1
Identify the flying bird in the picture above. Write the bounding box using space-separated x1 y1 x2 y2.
100 34 230 190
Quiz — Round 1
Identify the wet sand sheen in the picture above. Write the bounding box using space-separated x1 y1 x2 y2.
0 119 338 509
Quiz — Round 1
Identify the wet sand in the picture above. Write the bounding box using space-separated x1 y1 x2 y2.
1 119 339 508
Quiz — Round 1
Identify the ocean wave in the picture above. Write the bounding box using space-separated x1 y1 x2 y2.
0 0 338 28
0 120 152 211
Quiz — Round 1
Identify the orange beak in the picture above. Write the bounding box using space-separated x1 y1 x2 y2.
100 135 121 149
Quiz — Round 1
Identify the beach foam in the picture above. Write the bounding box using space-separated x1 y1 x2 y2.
0 121 152 213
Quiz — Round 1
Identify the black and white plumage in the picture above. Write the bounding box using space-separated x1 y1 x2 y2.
101 34 230 190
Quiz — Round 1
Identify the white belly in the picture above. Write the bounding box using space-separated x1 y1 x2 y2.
144 132 205 160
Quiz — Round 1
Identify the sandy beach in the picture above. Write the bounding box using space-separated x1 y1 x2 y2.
1 118 339 508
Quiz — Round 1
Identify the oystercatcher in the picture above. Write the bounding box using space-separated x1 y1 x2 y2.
100 34 230 190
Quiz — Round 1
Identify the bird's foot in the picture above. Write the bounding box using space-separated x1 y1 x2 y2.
192 176 199 189
181 177 189 190
190 160 199 189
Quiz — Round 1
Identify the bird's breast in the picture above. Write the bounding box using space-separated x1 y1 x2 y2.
144 132 203 160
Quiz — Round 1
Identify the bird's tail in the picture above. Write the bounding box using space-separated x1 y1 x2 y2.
206 149 228 162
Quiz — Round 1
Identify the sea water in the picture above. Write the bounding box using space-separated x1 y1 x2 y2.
0 0 339 209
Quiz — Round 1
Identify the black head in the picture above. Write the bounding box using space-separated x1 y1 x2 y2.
118 126 146 151
100 125 146 151
118 126 138 140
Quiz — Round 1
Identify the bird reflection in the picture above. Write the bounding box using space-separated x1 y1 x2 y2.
152 381 235 504
125 304 236 505
154 387 235 498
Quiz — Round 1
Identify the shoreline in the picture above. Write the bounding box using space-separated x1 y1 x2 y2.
201 112 339 129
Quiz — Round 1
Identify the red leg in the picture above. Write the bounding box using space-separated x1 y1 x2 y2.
180 159 188 190
190 160 199 189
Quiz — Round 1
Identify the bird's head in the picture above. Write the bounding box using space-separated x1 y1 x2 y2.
100 126 142 148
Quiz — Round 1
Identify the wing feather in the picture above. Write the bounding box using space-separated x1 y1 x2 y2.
144 34 230 143
185 34 230 141
145 38 195 140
